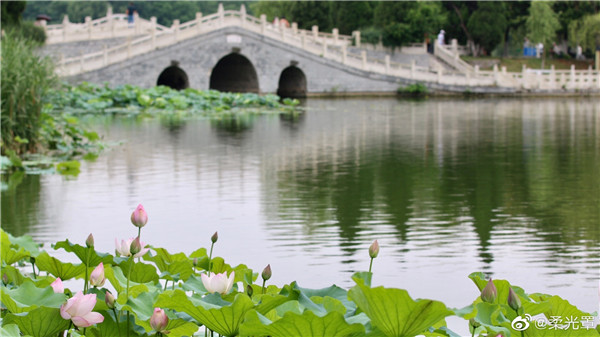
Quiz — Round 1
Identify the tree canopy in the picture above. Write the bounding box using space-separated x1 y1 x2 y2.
20 1 600 53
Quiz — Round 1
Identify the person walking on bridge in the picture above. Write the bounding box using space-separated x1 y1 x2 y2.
127 2 137 27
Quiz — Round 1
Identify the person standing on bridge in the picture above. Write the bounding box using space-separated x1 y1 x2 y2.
437 29 445 46
127 2 137 27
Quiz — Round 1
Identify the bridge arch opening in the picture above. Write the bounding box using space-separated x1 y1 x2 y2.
209 53 259 93
277 65 307 98
157 62 189 90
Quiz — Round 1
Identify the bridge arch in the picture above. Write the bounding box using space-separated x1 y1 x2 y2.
209 53 259 93
157 61 189 90
277 65 307 98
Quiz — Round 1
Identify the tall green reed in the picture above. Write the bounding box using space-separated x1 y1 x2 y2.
1 30 57 154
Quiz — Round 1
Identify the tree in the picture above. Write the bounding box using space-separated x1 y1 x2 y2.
527 1 560 68
569 13 600 54
373 2 446 47
1 1 26 26
467 2 508 56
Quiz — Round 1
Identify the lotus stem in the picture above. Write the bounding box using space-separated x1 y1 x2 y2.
126 255 133 337
262 279 266 294
112 307 122 337
31 262 36 279
368 257 374 273
208 242 215 276
84 247 91 293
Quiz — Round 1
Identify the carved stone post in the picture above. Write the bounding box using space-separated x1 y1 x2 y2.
85 16 92 40
218 3 224 27
62 15 69 42
361 50 367 70
260 14 266 34
196 12 203 34
332 28 338 45
353 30 361 47
240 4 246 27
173 19 180 41
151 17 157 49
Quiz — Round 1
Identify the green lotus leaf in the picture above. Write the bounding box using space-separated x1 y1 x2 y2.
293 282 355 315
105 264 157 294
520 296 599 337
1 264 26 285
86 312 134 337
181 274 208 294
1 279 66 313
240 309 365 337
6 231 42 257
35 251 85 280
53 239 113 268
0 323 24 337
116 289 199 337
155 290 254 336
118 259 159 284
3 306 70 337
1 230 29 265
144 247 193 281
348 275 453 337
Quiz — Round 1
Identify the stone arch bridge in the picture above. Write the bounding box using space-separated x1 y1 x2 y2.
44 4 599 96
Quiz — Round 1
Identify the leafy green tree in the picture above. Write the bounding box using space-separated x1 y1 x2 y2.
568 13 600 54
374 1 446 47
467 2 508 56
553 1 599 41
527 1 560 67
330 1 373 35
1 1 26 26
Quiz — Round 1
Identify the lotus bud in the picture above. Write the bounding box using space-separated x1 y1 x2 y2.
89 263 106 287
211 231 219 243
150 307 169 332
246 284 253 297
469 318 480 328
2 273 8 285
193 257 198 267
51 277 64 293
507 288 521 311
130 204 148 228
481 279 497 303
261 264 272 281
86 233 94 248
105 291 115 309
129 236 142 256
369 240 379 258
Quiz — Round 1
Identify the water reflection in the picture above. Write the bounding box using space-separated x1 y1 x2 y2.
1 174 42 236
1 98 597 311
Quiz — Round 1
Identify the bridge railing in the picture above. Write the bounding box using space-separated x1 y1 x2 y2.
478 65 599 90
434 43 474 74
51 4 599 91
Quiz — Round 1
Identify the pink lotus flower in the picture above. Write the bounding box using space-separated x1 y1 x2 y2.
201 271 235 294
89 263 106 287
115 237 149 258
150 307 169 333
60 291 104 328
131 204 148 228
51 278 64 293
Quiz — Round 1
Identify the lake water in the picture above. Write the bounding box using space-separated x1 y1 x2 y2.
2 97 599 316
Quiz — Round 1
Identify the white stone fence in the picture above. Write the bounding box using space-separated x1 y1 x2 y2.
47 4 599 91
